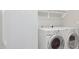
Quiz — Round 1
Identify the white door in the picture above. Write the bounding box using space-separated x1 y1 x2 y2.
3 10 38 49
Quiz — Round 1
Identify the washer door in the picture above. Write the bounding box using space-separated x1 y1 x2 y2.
68 33 78 49
48 36 64 49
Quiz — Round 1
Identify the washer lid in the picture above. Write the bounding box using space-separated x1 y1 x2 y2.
48 36 64 49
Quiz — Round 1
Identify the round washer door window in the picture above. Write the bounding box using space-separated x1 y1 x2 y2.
68 34 77 49
48 36 64 49
51 38 60 49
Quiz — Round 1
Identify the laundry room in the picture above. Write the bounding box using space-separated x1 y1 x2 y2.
38 10 79 49
0 10 79 49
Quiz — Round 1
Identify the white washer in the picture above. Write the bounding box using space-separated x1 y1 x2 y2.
38 27 79 49
38 27 66 49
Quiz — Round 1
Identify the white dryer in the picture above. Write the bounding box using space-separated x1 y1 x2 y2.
74 27 79 49
64 27 79 49
38 27 79 49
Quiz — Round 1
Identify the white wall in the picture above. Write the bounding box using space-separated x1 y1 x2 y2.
0 11 5 48
0 11 2 46
38 11 64 28
39 16 64 27
64 10 79 27
39 10 79 27
4 10 38 49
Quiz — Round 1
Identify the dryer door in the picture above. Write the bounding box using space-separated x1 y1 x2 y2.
48 36 64 49
68 33 78 49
